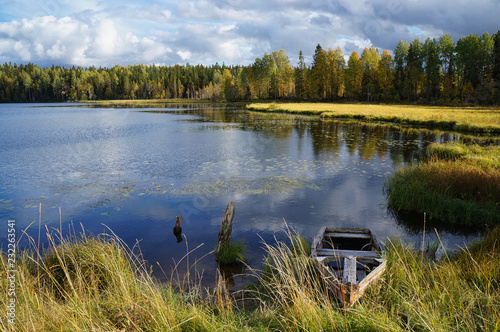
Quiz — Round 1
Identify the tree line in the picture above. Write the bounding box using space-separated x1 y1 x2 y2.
1 31 499 105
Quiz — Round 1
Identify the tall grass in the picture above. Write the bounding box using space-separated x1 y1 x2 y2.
0 227 248 331
2 224 499 331
385 141 500 227
369 229 500 331
247 103 500 135
384 158 500 227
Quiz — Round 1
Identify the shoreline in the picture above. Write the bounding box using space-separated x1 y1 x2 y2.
246 102 500 135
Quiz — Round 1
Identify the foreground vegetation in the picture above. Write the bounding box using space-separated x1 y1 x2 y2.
247 102 500 135
2 226 499 331
385 142 500 228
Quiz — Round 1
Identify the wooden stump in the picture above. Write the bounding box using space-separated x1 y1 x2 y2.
173 216 183 242
215 202 235 261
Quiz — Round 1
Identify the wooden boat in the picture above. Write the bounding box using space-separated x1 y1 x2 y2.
311 227 386 305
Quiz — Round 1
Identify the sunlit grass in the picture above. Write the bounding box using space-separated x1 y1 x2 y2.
427 142 500 168
247 102 500 134
83 98 212 104
1 224 499 331
385 142 500 227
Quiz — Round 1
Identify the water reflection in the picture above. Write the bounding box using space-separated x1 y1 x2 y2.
389 208 482 237
1 103 497 289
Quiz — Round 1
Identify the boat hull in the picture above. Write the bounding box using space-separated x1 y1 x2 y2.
311 227 386 305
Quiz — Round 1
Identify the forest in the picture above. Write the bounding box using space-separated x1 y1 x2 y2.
1 31 499 105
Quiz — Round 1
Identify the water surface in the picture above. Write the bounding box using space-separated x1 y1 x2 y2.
0 103 481 286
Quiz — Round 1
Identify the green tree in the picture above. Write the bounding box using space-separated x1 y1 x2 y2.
407 39 424 102
492 31 500 103
295 50 308 100
422 38 442 101
360 46 380 102
310 44 326 100
393 40 410 102
377 50 394 102
439 33 456 102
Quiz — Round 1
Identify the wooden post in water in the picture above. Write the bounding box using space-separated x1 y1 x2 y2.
215 202 235 261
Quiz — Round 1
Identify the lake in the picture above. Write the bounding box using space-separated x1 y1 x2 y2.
0 102 480 286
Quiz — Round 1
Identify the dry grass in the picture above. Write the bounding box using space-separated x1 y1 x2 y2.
247 103 500 134
1 224 499 331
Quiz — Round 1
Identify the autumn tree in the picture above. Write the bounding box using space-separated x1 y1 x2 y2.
345 51 363 101
325 47 345 100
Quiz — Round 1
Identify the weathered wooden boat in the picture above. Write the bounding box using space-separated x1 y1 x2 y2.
311 227 386 305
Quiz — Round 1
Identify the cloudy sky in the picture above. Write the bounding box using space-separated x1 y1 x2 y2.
0 0 498 67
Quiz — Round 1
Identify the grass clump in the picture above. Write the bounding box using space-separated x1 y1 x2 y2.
215 239 248 265
385 142 500 228
36 234 133 298
0 228 250 332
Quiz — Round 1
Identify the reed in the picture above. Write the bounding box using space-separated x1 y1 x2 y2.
384 158 500 227
370 229 500 331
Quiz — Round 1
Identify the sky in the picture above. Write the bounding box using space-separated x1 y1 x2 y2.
0 0 498 68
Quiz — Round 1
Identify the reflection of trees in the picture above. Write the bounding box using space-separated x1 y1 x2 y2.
142 104 494 166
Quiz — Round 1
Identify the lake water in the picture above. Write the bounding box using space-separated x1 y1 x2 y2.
0 103 482 286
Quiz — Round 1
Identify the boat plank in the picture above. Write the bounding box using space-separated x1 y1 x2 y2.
342 256 357 284
316 249 379 258
324 232 372 239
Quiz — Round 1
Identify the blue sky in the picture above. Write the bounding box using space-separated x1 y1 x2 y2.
0 0 498 67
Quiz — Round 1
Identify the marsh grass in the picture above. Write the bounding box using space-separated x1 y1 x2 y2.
2 222 499 331
427 142 500 169
0 226 251 331
247 103 500 134
385 140 500 228
384 158 500 226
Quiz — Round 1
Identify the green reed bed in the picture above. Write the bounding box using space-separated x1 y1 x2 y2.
384 143 500 227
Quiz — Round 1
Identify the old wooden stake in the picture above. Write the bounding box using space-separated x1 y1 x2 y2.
215 201 235 261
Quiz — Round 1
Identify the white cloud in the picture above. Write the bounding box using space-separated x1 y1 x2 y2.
0 0 498 67
93 19 118 56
